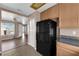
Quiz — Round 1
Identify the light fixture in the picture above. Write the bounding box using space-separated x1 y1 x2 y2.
31 3 45 10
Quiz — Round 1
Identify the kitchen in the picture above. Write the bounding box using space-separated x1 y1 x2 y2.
40 3 79 56
0 3 79 56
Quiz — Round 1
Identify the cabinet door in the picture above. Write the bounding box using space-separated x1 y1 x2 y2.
48 4 59 19
77 4 79 27
40 10 48 20
59 4 78 28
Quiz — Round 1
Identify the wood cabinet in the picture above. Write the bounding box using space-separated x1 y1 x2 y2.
40 3 79 28
40 4 59 20
59 4 78 28
40 10 48 20
47 4 59 19
77 4 79 27
57 42 79 56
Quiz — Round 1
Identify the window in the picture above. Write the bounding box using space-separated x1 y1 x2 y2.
1 23 15 36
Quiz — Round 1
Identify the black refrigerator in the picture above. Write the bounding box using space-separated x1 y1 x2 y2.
36 19 57 56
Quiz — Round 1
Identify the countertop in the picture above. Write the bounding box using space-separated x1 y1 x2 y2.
59 35 79 47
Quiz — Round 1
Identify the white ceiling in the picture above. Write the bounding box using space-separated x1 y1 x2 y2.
1 3 57 16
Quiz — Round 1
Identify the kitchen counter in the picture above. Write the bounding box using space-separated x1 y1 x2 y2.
59 35 79 47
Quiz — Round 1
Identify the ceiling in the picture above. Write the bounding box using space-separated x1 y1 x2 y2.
1 3 57 16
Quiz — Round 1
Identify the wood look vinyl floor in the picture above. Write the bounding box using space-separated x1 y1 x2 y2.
2 37 27 51
1 35 41 56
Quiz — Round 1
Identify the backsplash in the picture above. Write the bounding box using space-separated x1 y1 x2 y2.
60 29 79 37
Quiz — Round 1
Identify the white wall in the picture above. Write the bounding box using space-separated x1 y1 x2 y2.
60 28 79 37
28 19 36 49
28 12 40 50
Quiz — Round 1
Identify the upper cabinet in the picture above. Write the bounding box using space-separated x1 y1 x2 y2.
40 4 59 20
47 4 59 19
40 10 48 20
40 3 79 28
59 4 78 28
77 4 79 27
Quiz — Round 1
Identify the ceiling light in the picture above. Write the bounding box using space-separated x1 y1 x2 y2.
31 3 45 10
